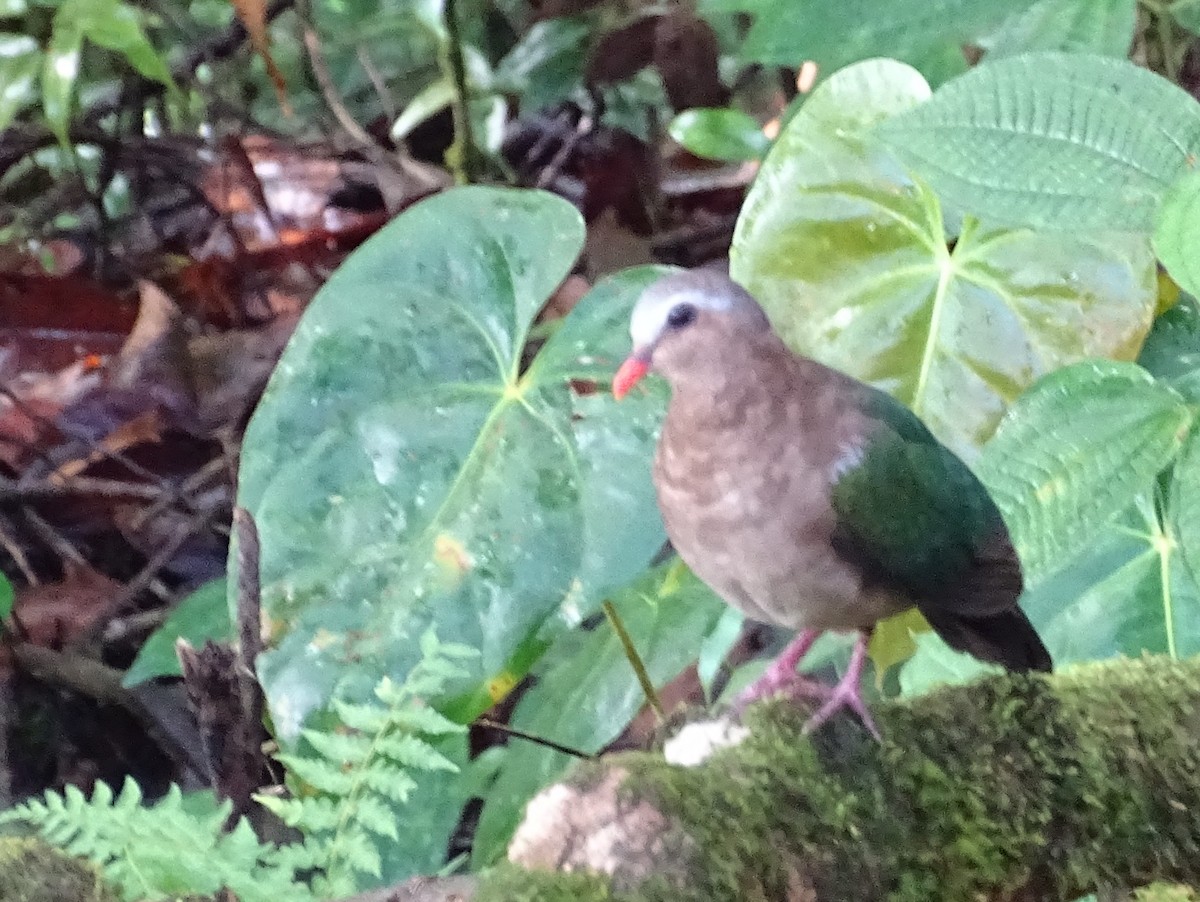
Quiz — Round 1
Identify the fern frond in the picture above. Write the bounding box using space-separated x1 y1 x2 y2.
1 778 311 902
260 628 476 896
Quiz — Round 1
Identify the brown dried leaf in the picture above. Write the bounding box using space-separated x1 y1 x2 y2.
12 564 121 647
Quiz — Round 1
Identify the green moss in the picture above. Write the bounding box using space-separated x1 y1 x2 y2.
1134 883 1200 902
0 837 120 902
473 864 614 902
473 657 1200 901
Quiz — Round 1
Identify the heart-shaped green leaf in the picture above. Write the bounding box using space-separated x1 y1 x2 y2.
732 58 1157 459
238 187 672 880
879 53 1200 231
238 188 669 742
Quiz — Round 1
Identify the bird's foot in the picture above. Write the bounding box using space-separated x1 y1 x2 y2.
732 628 824 711
800 633 881 740
800 676 881 740
734 666 830 710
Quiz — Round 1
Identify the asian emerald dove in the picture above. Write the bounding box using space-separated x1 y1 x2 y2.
612 269 1051 737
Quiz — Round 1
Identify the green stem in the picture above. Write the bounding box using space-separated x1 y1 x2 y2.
602 600 665 720
442 0 482 184
1158 9 1181 83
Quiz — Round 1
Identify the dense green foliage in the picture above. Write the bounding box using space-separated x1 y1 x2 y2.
0 779 303 902
1 632 471 900
8 0 1200 897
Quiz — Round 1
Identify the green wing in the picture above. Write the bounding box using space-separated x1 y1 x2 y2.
829 386 1009 602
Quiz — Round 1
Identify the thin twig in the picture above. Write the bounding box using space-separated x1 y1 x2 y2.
302 24 378 150
75 513 216 646
356 45 397 121
475 718 593 759
20 506 172 603
601 600 665 720
535 114 593 190
0 385 204 519
302 23 446 192
0 474 164 503
21 508 88 568
0 511 37 585
128 456 229 531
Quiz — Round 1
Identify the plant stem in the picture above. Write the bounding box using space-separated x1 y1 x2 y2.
1158 9 1181 83
443 0 482 184
602 600 666 719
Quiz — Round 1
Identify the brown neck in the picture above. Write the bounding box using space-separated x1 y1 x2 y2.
664 332 800 431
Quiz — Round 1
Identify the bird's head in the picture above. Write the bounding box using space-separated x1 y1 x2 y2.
613 269 772 399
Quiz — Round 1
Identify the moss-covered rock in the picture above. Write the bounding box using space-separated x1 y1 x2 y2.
0 837 120 902
475 657 1200 902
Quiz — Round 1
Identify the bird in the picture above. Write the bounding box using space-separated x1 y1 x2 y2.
612 269 1051 737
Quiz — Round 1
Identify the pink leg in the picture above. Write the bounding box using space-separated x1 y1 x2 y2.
734 628 827 708
801 631 881 740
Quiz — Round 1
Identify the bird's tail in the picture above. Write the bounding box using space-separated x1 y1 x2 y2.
923 607 1052 673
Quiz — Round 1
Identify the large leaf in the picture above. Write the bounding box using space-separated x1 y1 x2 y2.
993 307 1200 666
731 58 1157 458
879 53 1200 231
470 564 725 867
1018 491 1200 663
736 0 1035 75
977 361 1192 584
238 188 669 741
981 0 1136 57
238 188 671 880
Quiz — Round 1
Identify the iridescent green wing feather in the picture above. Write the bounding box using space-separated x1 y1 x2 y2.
829 386 1008 604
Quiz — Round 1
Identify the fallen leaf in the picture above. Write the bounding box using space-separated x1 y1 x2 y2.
12 563 121 647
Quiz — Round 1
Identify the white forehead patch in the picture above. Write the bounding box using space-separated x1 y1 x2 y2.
629 285 732 348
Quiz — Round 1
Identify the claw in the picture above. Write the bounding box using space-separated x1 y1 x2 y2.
801 632 881 740
734 629 823 709
731 628 881 739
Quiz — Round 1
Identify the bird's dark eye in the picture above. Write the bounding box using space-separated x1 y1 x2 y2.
666 303 697 329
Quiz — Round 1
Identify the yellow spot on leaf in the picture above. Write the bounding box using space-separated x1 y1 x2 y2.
487 671 518 704
1035 479 1064 504
310 628 340 651
260 609 285 644
433 533 474 588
